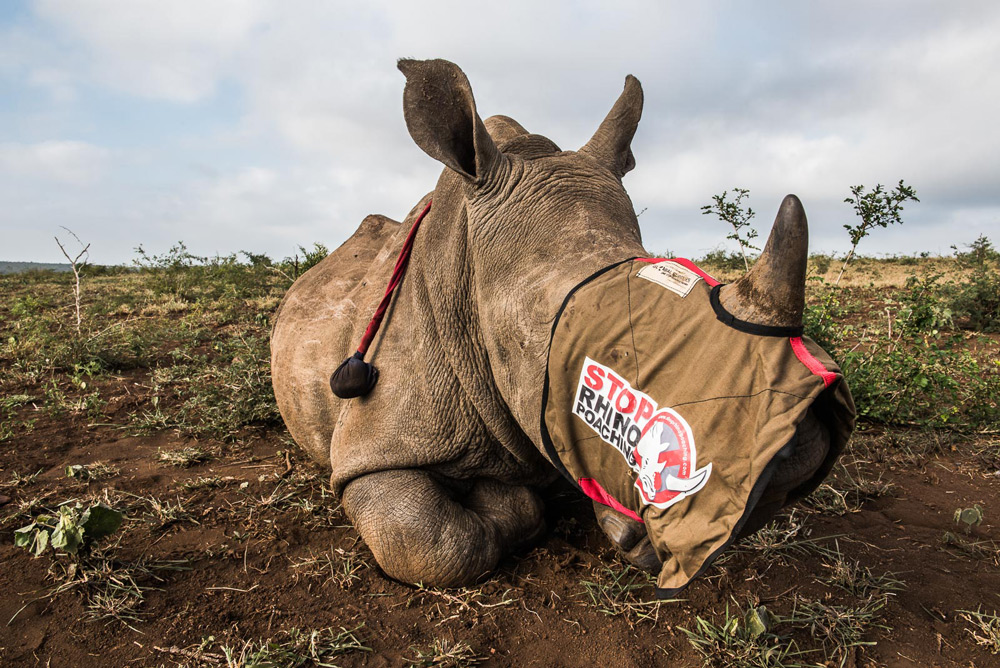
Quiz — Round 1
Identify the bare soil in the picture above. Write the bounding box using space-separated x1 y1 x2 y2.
2 402 1000 667
1 263 999 666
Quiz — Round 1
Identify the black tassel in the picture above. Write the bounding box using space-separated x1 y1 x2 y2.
329 351 379 399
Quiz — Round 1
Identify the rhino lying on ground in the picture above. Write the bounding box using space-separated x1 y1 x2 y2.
271 59 855 595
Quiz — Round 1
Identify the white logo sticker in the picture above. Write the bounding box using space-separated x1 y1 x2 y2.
636 261 701 297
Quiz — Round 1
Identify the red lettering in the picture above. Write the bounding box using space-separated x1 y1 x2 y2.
606 374 624 403
584 364 604 391
615 389 636 414
636 398 654 424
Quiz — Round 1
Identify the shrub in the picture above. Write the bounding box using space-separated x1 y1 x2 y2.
699 247 754 273
809 254 833 276
953 235 1000 268
840 331 999 430
947 269 1000 333
897 273 953 334
803 279 848 351
279 242 331 280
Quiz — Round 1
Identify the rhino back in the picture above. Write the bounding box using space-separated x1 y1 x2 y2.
271 211 406 466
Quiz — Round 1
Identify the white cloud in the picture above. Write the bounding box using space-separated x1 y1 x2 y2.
3 1 1000 262
34 0 272 102
27 67 76 102
0 140 109 184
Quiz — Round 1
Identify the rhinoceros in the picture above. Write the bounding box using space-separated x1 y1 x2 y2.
271 58 854 594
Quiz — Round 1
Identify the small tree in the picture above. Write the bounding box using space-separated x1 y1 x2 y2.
835 180 919 284
54 227 90 335
952 235 999 268
701 188 758 272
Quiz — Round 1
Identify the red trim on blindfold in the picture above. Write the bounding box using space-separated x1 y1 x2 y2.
579 478 644 523
790 336 837 388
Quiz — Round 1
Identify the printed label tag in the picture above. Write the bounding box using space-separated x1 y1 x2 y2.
572 357 712 510
636 261 701 297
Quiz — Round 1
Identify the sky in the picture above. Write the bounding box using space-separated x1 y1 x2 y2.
1 1 998 265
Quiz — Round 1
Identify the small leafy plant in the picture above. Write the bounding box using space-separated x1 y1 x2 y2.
14 502 124 557
836 180 919 284
701 188 759 272
955 505 984 534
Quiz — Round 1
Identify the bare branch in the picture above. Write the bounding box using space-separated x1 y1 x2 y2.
54 229 91 335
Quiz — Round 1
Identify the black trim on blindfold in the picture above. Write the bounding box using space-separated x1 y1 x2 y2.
709 284 804 338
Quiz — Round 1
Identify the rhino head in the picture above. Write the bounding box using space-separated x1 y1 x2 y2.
270 58 853 590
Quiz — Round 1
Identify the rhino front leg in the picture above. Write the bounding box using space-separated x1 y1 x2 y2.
593 501 662 573
343 470 544 587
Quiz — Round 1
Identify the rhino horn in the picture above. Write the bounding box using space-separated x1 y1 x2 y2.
579 75 643 178
718 194 809 329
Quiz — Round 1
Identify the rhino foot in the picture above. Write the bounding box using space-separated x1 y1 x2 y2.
593 501 661 574
343 470 544 587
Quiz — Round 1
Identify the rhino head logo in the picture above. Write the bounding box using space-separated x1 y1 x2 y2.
634 409 712 509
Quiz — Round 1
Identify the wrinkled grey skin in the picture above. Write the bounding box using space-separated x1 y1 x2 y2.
271 59 829 587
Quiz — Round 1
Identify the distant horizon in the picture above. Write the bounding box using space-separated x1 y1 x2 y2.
2 236 987 271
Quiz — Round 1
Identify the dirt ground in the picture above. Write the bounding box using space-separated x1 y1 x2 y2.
1 405 999 666
1 258 999 667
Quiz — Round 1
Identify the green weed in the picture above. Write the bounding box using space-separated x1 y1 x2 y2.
817 545 904 599
13 549 189 628
680 602 812 668
736 510 836 562
803 463 894 516
959 608 1000 654
14 502 123 556
785 596 887 667
940 532 999 565
65 461 122 482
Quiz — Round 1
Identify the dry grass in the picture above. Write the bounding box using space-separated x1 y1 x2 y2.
290 547 369 589
700 255 970 289
406 638 484 667
157 625 371 667
959 609 1000 655
817 543 905 599
580 562 677 626
158 446 211 468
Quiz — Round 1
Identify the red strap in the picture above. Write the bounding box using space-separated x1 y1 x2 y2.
579 478 644 523
356 200 432 356
789 336 837 388
634 257 720 286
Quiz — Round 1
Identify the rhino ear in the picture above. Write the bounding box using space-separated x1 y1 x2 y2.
579 75 643 178
398 58 504 184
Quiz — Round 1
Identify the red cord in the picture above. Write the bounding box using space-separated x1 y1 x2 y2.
356 200 432 355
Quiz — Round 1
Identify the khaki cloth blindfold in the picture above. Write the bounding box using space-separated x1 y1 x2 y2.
541 258 855 596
